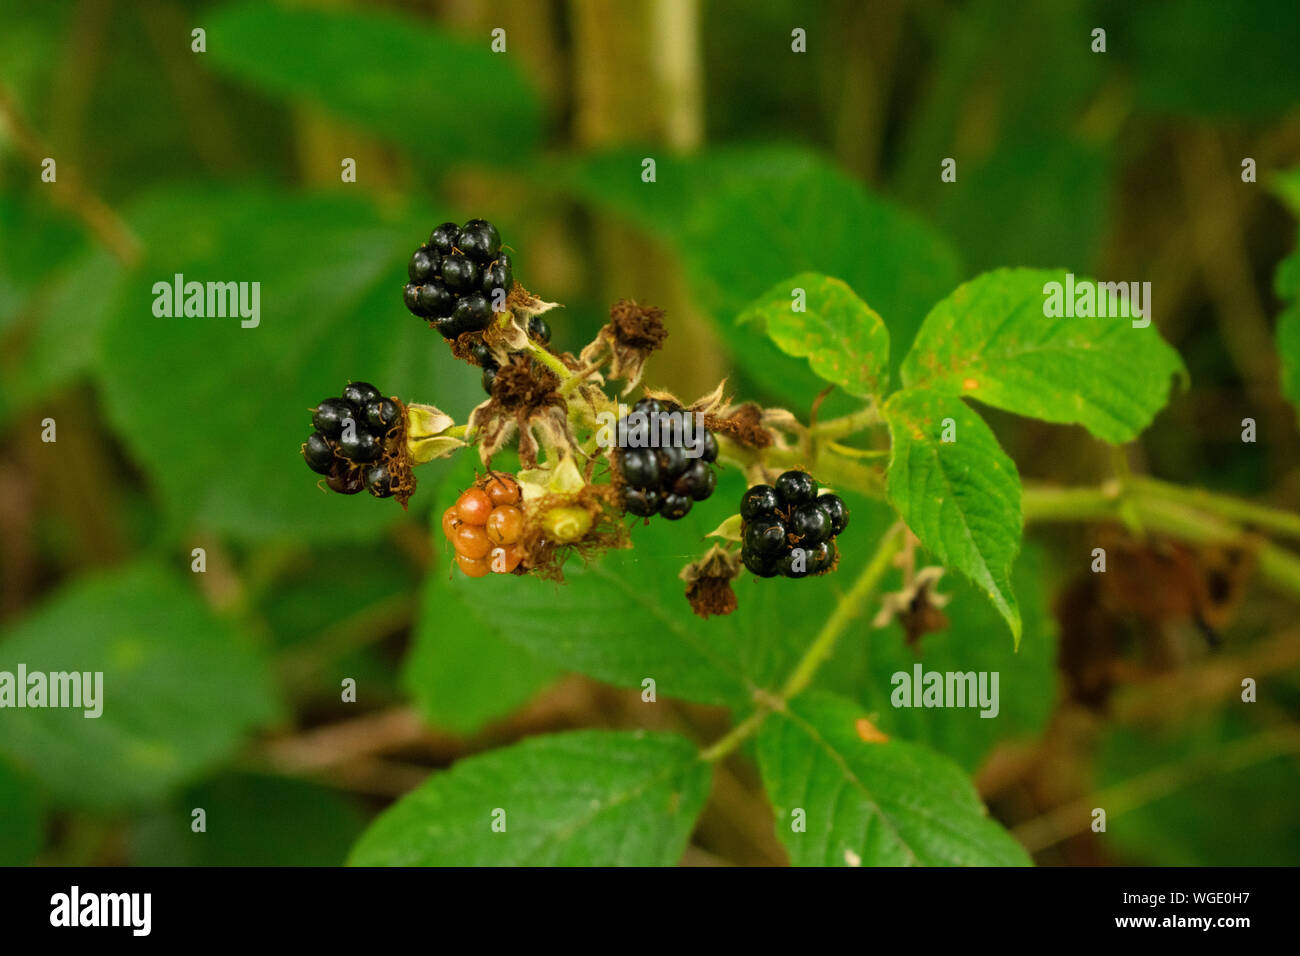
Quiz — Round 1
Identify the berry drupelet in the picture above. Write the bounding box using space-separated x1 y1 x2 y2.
617 397 719 521
738 470 849 578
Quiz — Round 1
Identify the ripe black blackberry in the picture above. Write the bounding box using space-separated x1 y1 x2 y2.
302 381 404 498
738 470 849 578
617 397 719 520
403 219 513 339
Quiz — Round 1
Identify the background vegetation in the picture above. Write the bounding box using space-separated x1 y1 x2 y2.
1 0 1298 866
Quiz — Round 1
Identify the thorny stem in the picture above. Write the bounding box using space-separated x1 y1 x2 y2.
701 522 905 763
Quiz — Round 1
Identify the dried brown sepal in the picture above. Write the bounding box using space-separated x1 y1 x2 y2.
872 565 951 646
381 397 417 509
580 299 669 394
706 401 774 449
679 545 742 619
467 357 575 468
517 483 629 582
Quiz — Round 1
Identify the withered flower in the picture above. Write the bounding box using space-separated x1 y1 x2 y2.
680 545 743 619
579 299 669 393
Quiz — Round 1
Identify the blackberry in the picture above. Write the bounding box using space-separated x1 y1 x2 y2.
365 398 400 432
458 219 501 261
470 343 494 367
408 249 438 283
452 293 492 332
303 383 408 500
303 432 335 474
417 282 454 318
402 219 520 341
339 429 380 463
343 381 382 408
527 314 551 343
429 222 460 255
441 254 478 293
775 469 817 505
312 397 356 439
738 471 849 579
364 462 394 498
616 397 720 521
481 364 498 395
482 258 513 298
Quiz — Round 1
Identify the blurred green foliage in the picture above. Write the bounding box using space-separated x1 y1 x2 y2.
2 0 1298 866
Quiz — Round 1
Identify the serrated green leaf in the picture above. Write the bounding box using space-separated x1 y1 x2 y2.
901 269 1185 443
0 562 279 808
402 567 560 735
757 692 1030 866
738 272 889 398
884 389 1022 644
92 185 482 543
348 730 710 865
206 1 540 163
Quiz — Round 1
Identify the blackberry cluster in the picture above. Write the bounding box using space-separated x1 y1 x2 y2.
301 381 403 498
617 398 719 520
442 475 525 577
403 219 512 339
739 470 849 578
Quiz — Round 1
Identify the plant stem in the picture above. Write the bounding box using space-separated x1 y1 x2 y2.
1130 475 1300 541
807 403 882 439
1023 482 1300 597
701 522 904 762
780 522 903 699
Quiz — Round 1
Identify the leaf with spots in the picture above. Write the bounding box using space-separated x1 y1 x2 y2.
348 730 711 866
738 272 890 399
757 692 1030 866
900 268 1186 443
883 388 1023 644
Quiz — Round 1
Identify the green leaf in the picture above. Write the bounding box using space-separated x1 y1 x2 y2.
738 273 890 398
446 471 881 708
757 692 1030 866
1270 166 1300 220
824 542 1057 774
132 774 366 866
884 389 1022 644
348 730 710 865
92 185 482 543
0 758 43 865
554 146 962 408
402 566 560 735
0 562 279 808
206 1 540 162
901 268 1186 443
